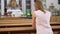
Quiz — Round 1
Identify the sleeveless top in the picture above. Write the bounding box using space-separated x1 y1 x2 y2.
34 10 53 34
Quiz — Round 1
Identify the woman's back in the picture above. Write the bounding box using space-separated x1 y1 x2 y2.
34 10 53 34
34 10 51 27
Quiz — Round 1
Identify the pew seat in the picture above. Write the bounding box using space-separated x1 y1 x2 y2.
0 26 60 32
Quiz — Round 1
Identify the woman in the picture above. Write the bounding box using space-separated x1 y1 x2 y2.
32 0 53 34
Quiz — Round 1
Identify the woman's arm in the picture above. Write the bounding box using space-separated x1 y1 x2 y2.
32 13 36 29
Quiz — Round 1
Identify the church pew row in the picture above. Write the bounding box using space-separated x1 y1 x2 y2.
0 25 60 34
0 22 60 31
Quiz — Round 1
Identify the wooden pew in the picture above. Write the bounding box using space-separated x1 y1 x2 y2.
0 23 60 34
0 22 60 27
0 25 60 32
0 16 60 34
0 23 35 34
0 27 34 32
0 27 35 34
50 16 60 22
0 22 60 31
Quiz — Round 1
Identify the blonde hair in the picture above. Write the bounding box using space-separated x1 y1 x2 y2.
35 0 45 13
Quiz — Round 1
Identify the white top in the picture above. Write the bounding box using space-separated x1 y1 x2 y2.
34 10 53 34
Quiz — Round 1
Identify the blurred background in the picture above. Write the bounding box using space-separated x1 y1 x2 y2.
0 0 60 34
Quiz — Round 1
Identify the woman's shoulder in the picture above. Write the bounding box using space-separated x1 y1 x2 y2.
33 10 38 13
33 10 39 16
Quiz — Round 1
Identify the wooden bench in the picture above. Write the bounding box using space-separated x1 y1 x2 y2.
0 23 32 28
50 16 60 22
0 25 60 32
0 22 60 34
0 17 60 34
0 22 60 27
0 27 34 32
0 22 60 31
0 26 60 31
52 26 60 29
0 25 60 34
0 27 35 34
